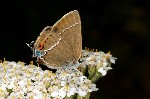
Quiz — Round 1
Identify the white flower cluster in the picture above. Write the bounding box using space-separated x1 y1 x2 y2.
0 50 116 98
0 61 98 99
80 50 117 76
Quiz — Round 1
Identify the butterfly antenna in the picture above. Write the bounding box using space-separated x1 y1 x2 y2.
26 41 34 50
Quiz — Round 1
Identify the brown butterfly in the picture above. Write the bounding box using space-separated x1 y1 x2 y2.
26 10 82 69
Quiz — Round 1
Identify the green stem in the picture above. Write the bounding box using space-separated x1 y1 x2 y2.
88 65 96 80
90 71 103 83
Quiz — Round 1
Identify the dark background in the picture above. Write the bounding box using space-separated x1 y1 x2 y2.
0 0 150 99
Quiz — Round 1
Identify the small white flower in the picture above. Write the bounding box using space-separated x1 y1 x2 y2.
110 56 117 64
33 94 43 99
78 89 87 97
102 61 108 67
59 88 66 98
88 84 98 92
98 67 107 76
98 66 112 76
51 91 59 97
18 80 25 88
60 81 66 86
67 88 76 97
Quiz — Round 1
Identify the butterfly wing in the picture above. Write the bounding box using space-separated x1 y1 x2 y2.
34 10 82 69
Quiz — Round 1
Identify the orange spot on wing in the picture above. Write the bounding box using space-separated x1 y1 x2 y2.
38 37 49 50
38 43 44 50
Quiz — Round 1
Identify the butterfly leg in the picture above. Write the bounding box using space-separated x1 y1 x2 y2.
37 56 49 65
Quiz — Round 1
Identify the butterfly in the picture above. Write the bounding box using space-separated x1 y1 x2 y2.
26 10 82 69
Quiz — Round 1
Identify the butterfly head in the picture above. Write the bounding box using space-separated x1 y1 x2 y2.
26 41 45 59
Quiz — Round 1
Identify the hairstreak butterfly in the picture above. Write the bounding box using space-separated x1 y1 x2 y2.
26 10 82 69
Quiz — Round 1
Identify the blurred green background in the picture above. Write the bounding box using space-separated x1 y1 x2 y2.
0 0 150 99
